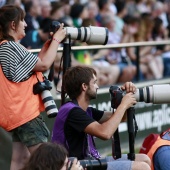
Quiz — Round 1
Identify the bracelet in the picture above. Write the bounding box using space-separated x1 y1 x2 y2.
53 38 60 44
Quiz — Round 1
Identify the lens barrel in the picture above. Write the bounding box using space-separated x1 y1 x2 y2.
79 158 107 170
41 90 58 118
65 26 108 45
50 20 109 45
134 84 170 104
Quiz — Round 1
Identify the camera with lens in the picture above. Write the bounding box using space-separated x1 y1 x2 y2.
68 157 107 170
109 84 170 108
50 21 108 45
33 77 58 118
109 84 170 160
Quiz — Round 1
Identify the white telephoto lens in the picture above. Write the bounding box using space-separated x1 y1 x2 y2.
41 90 58 117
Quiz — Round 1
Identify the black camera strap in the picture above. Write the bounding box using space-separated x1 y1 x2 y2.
61 35 72 105
133 113 138 137
48 63 54 82
34 72 47 82
34 72 40 82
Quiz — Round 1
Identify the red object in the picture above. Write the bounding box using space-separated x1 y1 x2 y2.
139 133 159 154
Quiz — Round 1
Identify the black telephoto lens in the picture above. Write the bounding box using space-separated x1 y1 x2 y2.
79 158 107 170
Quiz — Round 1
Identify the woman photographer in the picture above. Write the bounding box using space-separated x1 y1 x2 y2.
0 4 66 170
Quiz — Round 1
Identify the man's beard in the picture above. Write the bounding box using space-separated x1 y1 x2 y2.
86 88 97 100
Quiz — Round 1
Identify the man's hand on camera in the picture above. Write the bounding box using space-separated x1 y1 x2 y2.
120 92 137 110
121 81 136 93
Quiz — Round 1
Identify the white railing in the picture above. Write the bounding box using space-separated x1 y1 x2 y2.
29 39 170 81
28 40 170 98
28 40 170 53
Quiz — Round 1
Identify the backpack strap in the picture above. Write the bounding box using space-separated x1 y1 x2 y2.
86 107 101 160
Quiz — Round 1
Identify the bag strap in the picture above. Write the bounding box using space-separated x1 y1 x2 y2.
160 128 170 138
86 108 101 160
0 40 8 65
0 40 8 45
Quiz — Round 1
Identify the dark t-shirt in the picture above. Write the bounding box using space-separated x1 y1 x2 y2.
20 30 43 49
64 107 104 159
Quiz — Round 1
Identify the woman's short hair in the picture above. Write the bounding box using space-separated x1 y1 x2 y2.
22 142 68 170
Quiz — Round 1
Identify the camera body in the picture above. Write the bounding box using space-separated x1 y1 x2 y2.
109 86 126 109
33 78 58 118
33 78 52 93
50 21 108 45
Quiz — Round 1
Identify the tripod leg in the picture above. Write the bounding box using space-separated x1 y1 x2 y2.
127 107 135 160
61 41 71 105
112 129 121 159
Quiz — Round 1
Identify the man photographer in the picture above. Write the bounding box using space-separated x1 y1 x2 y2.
52 65 151 170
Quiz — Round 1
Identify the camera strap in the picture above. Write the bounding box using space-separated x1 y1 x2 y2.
48 63 54 81
0 40 8 64
133 113 138 137
34 72 46 82
87 134 101 159
86 107 101 160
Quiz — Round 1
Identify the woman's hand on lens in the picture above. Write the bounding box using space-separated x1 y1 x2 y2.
53 23 66 43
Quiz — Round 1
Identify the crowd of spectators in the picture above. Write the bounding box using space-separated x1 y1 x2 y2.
1 0 170 89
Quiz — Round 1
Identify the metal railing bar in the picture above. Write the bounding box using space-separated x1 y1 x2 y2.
29 39 170 82
28 40 170 53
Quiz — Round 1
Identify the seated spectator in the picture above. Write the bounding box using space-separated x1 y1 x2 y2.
20 18 52 49
70 3 89 27
86 0 100 26
50 1 65 21
24 0 41 33
127 13 164 80
96 0 114 26
37 0 52 25
151 16 170 78
21 142 84 170
114 0 127 37
94 12 136 83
